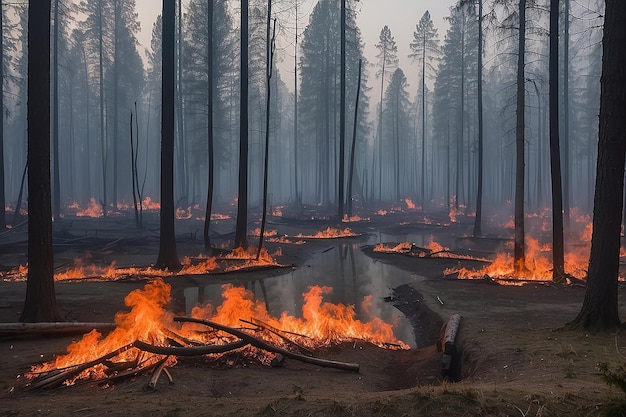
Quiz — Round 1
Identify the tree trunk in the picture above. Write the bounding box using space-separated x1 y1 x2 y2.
347 60 362 217
52 0 60 219
473 0 484 237
513 0 527 274
0 4 5 230
235 0 249 249
563 0 570 228
155 0 181 271
21 0 61 322
112 0 120 210
338 0 346 219
98 0 107 217
203 0 214 249
549 0 565 280
571 0 626 330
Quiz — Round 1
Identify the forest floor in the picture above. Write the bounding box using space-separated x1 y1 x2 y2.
1 205 626 416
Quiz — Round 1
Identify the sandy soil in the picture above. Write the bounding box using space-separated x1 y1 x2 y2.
1 209 625 416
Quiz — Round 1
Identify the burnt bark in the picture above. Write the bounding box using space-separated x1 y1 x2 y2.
572 0 626 330
21 0 62 323
513 0 526 274
155 0 181 271
235 0 249 249
203 0 214 249
549 0 565 280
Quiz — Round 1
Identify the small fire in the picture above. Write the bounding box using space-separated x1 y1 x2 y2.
271 206 284 217
211 213 231 220
249 228 278 237
295 227 359 239
70 197 104 218
373 242 413 254
342 214 370 223
376 209 388 216
446 237 588 281
141 197 161 210
27 280 408 385
404 199 416 210
175 207 193 220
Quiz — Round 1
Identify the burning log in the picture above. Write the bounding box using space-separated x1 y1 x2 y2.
174 317 360 373
241 318 314 356
147 356 171 390
133 339 248 356
0 322 116 337
28 344 134 389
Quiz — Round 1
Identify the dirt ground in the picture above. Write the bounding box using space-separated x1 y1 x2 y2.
1 209 626 416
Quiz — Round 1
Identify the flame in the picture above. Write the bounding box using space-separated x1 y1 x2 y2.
424 238 447 253
175 206 193 220
141 196 161 210
70 197 104 218
271 206 284 217
446 237 589 281
376 209 388 216
28 280 408 384
373 242 413 253
249 228 278 237
295 227 359 239
342 214 370 222
404 199 416 210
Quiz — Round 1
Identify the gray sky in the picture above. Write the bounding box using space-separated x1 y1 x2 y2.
134 0 458 98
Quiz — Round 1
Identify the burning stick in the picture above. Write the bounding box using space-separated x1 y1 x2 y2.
241 318 314 356
147 356 171 390
28 344 134 389
174 317 360 373
133 339 248 356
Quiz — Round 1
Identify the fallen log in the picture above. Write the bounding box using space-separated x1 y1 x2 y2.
133 339 247 356
174 317 360 373
0 322 116 337
147 356 171 390
29 343 133 389
439 313 462 379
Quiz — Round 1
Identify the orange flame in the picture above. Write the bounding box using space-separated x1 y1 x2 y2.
296 227 359 239
70 197 104 218
404 198 416 210
342 214 370 222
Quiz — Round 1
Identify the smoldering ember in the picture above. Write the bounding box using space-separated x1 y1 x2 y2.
1 0 626 416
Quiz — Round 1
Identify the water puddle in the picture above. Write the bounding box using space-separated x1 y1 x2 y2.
183 241 422 347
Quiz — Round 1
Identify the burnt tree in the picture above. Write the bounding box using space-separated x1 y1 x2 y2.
155 0 181 270
21 0 62 322
234 0 249 249
571 0 626 330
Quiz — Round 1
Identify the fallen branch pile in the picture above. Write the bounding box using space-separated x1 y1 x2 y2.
26 317 360 391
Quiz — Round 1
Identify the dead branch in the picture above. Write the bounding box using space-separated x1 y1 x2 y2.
133 339 248 356
147 356 170 390
241 318 314 356
29 344 134 389
174 317 360 373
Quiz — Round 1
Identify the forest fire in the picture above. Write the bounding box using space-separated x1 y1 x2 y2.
68 197 104 218
342 214 370 222
295 227 359 239
26 279 408 388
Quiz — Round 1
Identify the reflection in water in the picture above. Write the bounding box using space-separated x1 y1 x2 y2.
183 242 422 348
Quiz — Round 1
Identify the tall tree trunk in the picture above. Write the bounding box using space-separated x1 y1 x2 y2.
176 0 186 203
549 0 565 280
204 0 214 249
514 0 527 274
473 0 484 237
563 0 570 227
294 1 299 205
155 0 181 271
0 4 5 229
112 0 120 210
347 60 362 217
98 0 107 216
235 0 249 249
572 0 625 330
52 0 60 219
21 0 61 322
257 12 276 260
421 43 426 211
338 0 346 219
